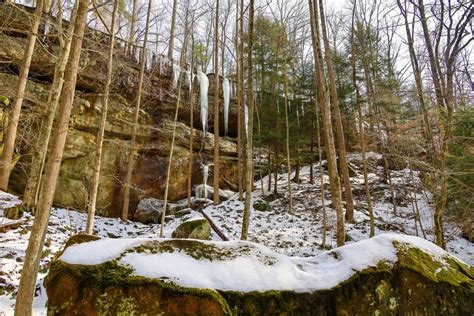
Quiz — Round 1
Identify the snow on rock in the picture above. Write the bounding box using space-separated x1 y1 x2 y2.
57 233 468 293
222 78 230 135
172 64 181 89
196 71 209 133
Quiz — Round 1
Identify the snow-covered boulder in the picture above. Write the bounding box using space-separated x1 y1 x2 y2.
45 234 473 315
171 218 211 240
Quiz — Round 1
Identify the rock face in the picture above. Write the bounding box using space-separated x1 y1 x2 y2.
171 218 211 240
45 234 474 315
0 3 239 218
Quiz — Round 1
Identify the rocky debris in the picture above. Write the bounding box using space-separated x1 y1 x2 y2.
171 218 211 240
195 184 235 201
45 234 474 315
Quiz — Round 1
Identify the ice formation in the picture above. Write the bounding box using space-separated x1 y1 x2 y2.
223 78 230 135
197 71 209 134
172 64 181 89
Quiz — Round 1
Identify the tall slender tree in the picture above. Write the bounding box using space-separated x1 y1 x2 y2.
0 0 44 190
240 0 255 240
85 0 119 234
14 0 90 313
309 0 345 246
318 0 355 222
121 0 153 220
22 0 77 209
213 0 221 204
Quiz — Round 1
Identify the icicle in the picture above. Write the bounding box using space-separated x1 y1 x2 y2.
203 164 209 201
223 78 230 135
185 70 192 91
172 64 181 89
301 103 305 116
197 71 209 133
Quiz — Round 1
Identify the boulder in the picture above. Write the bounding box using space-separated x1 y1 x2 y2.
45 234 473 315
3 205 24 220
133 198 181 224
195 184 235 201
171 218 211 240
253 199 271 212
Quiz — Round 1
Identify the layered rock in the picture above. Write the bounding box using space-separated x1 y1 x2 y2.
45 234 474 315
0 3 239 217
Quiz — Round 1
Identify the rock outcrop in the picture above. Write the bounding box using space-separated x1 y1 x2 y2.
0 2 239 218
45 234 474 315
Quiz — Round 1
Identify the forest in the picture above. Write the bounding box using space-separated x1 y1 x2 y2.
0 0 472 314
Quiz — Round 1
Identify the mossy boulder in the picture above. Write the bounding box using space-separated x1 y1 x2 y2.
45 234 473 315
3 204 25 220
253 199 271 212
172 218 211 240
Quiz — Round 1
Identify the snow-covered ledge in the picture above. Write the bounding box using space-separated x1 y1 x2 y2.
45 233 473 315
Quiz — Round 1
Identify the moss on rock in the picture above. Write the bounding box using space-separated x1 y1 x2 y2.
45 235 474 315
172 218 211 240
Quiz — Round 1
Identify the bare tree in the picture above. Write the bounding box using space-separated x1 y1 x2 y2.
213 0 221 204
14 0 90 313
121 0 153 221
0 0 44 190
240 0 255 240
85 0 119 234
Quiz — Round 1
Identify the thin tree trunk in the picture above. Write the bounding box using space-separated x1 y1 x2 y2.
283 65 292 212
14 0 89 313
121 0 152 220
128 0 138 56
240 0 254 240
168 0 178 60
309 0 345 246
0 0 44 190
160 4 191 237
236 0 244 201
315 102 327 247
273 146 278 194
267 149 272 192
318 0 355 223
213 0 220 205
23 0 76 209
350 0 374 236
187 36 195 208
397 0 433 150
85 0 118 234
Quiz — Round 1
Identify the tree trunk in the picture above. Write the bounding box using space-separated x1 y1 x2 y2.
23 0 76 209
236 0 244 201
128 0 138 56
351 2 374 236
0 0 44 190
240 0 254 240
168 0 178 60
14 0 89 313
283 65 293 212
309 0 345 246
121 0 152 220
160 4 191 237
213 0 220 205
187 36 195 208
85 0 118 234
315 104 327 247
318 0 355 222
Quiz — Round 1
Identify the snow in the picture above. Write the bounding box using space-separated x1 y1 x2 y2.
223 78 230 135
196 71 209 134
58 233 456 292
172 64 181 89
1 152 472 314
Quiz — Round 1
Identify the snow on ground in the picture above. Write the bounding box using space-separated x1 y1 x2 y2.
59 233 459 292
0 152 472 314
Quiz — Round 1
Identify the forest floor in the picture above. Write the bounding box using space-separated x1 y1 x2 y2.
0 152 472 314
